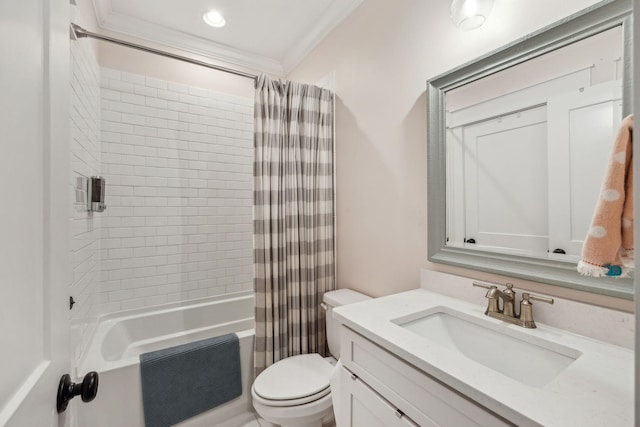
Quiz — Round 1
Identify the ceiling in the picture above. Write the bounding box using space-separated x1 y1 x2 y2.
92 0 363 75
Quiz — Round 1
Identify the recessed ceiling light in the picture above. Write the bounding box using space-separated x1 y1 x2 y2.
203 10 226 28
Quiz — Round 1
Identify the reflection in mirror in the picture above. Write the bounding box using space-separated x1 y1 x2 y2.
427 0 633 299
445 27 623 261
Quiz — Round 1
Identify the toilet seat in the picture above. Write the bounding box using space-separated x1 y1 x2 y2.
252 354 333 407
252 386 330 407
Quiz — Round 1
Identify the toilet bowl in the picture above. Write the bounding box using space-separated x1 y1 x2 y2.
251 354 334 427
251 289 370 427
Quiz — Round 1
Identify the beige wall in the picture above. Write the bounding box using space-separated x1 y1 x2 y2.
98 40 255 98
286 0 633 311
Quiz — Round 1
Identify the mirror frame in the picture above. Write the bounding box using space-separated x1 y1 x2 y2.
427 0 633 300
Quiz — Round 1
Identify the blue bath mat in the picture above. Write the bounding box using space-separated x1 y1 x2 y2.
139 333 241 427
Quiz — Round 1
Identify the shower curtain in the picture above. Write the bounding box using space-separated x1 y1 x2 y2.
253 74 335 375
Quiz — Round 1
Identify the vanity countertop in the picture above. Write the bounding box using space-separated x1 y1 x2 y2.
333 289 633 427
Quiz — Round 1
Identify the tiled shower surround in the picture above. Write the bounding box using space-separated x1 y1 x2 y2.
98 68 254 313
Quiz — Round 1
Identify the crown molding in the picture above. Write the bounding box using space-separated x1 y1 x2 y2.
281 0 363 74
91 0 112 26
91 0 362 77
103 12 283 75
94 11 282 75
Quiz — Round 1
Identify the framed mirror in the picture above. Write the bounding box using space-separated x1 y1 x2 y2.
427 0 633 299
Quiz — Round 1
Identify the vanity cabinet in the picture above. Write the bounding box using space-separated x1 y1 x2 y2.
340 368 419 427
338 326 514 427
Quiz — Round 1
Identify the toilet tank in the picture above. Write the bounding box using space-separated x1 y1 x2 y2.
323 289 370 358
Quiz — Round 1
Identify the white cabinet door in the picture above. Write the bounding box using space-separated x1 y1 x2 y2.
0 0 71 426
547 80 623 258
340 367 420 427
461 107 549 256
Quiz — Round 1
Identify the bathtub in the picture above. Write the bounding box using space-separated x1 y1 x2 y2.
77 291 256 427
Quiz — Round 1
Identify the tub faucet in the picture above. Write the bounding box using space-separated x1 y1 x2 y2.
472 281 553 328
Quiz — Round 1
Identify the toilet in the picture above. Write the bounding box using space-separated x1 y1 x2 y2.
251 289 371 427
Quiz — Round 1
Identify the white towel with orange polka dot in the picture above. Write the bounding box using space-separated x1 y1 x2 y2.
578 114 633 278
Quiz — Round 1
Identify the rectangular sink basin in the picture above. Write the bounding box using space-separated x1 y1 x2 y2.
392 307 581 387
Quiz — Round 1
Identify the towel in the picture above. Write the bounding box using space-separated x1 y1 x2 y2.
139 333 242 427
578 114 634 277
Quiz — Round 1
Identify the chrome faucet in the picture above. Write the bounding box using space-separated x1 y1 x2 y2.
472 282 553 328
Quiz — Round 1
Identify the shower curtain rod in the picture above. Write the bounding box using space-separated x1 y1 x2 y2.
70 24 258 82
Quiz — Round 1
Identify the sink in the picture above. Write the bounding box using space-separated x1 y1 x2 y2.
392 307 582 387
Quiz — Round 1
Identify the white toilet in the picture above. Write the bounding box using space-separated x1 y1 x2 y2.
251 289 370 427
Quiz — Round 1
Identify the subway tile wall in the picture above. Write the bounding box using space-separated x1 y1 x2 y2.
69 38 102 365
99 67 254 313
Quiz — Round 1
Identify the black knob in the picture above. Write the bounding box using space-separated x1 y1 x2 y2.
57 371 99 413
465 238 476 244
552 248 566 254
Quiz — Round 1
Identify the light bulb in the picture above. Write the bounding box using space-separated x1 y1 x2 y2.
463 0 478 17
203 10 226 28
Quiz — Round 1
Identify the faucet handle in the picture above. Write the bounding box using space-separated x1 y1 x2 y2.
472 282 499 315
524 293 554 305
472 281 497 290
519 293 554 328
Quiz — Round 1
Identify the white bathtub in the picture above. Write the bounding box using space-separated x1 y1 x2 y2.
77 291 256 427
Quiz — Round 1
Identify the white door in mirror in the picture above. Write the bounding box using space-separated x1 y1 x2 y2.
547 80 623 258
447 78 622 260
460 106 549 256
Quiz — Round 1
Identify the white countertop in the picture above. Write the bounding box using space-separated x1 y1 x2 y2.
333 289 633 427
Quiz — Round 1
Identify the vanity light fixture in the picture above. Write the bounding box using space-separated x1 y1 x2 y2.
203 10 226 28
450 0 494 31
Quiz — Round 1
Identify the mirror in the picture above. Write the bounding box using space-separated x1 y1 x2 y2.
427 0 633 299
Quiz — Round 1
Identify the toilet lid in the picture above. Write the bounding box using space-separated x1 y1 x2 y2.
253 354 333 401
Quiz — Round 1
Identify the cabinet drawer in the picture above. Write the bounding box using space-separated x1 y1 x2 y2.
341 366 420 427
340 326 514 427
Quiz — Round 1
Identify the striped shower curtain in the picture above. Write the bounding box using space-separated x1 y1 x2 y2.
253 74 335 375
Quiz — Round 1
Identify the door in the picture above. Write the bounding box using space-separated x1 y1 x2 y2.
0 0 71 426
547 80 623 259
461 107 549 256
